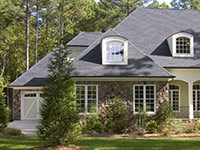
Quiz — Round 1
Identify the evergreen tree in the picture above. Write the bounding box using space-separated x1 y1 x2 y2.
97 0 150 31
37 45 80 145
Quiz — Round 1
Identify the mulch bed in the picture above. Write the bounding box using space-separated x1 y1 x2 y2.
82 132 200 138
27 145 92 150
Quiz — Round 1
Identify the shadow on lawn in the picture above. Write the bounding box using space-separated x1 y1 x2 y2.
0 136 43 150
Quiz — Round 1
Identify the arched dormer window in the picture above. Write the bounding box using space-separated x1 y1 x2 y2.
167 32 194 57
102 36 128 65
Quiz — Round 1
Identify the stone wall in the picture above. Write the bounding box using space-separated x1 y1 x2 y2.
13 81 169 120
76 81 169 111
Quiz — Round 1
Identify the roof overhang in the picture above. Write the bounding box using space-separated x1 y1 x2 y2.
72 76 175 81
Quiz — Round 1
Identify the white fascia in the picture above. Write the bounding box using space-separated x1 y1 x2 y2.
167 32 194 57
102 36 128 65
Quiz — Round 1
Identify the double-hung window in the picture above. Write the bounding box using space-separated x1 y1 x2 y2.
169 85 180 112
133 85 156 114
76 85 98 114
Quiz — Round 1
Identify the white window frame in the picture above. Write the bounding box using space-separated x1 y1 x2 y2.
76 84 98 115
102 36 128 65
169 84 180 112
133 84 156 114
168 32 194 57
193 85 200 112
21 91 43 120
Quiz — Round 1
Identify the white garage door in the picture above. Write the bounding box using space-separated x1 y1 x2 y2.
21 92 43 120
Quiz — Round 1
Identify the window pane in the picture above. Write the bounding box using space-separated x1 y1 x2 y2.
172 91 179 111
134 86 144 112
193 85 200 90
193 91 196 111
169 85 179 90
169 85 179 111
197 91 200 111
176 37 190 54
76 86 85 113
87 86 97 113
24 93 37 97
145 86 155 112
106 41 124 61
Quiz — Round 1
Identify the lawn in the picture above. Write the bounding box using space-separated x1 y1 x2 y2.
1 136 200 150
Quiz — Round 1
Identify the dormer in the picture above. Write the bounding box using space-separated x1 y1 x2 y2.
167 32 194 57
102 36 128 65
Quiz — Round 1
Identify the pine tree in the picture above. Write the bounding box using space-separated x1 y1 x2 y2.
37 45 80 145
97 0 150 31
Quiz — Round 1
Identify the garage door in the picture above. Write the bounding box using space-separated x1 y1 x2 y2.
21 92 43 120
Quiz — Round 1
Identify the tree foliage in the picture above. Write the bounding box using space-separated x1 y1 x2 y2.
171 0 200 11
0 78 9 130
148 0 170 8
37 45 80 145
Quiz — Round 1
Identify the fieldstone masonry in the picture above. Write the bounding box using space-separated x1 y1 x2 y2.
76 81 169 110
13 81 169 120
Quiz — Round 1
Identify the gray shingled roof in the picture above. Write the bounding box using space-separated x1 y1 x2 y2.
114 7 200 67
71 28 173 77
67 32 102 46
11 7 200 86
10 28 173 86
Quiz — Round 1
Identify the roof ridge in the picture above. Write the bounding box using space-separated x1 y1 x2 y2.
67 32 84 45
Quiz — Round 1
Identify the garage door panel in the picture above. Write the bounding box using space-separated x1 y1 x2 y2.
23 98 37 119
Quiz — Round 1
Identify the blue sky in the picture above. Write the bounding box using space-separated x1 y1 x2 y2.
157 0 171 5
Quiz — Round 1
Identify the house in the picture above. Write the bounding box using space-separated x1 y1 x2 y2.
9 8 200 121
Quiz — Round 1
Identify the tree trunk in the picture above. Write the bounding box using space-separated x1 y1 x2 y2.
127 0 130 16
58 3 64 46
35 4 39 64
26 0 29 70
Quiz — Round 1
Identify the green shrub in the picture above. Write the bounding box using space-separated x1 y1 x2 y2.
197 120 200 130
136 109 147 128
162 128 170 135
3 127 22 136
155 100 172 127
103 97 130 133
80 114 104 134
146 120 157 133
93 121 104 133
86 115 100 131
137 127 145 135
165 119 184 134
184 122 198 133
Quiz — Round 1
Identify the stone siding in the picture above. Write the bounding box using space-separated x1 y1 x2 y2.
76 81 169 111
13 81 169 120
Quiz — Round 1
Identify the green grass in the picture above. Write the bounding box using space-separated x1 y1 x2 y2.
0 136 43 150
1 136 200 150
